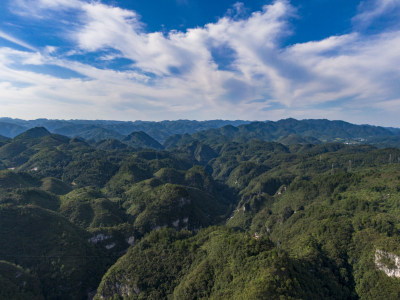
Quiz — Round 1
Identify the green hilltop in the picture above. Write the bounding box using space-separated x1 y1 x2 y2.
122 131 164 150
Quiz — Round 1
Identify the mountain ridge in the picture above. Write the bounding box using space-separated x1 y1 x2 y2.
1 118 398 149
1 123 400 298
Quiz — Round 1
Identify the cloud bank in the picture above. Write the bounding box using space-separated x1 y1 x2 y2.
0 0 400 125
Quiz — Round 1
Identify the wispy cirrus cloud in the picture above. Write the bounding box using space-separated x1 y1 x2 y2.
0 30 37 51
1 0 400 125
10 0 83 17
353 0 400 28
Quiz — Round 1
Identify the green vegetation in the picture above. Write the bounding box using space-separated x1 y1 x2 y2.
94 141 400 299
164 118 397 149
0 260 43 300
54 125 124 141
0 118 249 141
41 177 72 195
60 187 127 229
95 227 352 300
0 204 107 299
1 121 400 299
122 131 164 150
94 139 129 151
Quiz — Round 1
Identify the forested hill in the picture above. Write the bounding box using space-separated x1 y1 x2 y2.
1 122 400 299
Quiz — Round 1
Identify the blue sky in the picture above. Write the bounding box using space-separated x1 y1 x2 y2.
0 0 400 126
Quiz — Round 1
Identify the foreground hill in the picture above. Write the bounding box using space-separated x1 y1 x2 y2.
96 227 350 299
0 205 107 299
94 143 400 299
0 261 43 300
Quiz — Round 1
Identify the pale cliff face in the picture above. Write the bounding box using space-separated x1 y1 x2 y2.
375 249 400 278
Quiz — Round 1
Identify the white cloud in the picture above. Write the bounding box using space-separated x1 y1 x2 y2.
284 30 400 107
1 0 400 125
11 0 82 17
353 0 400 28
0 30 37 51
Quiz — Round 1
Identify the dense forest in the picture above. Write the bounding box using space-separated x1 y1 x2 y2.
1 119 400 299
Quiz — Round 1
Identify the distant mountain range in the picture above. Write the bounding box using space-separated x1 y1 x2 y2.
0 118 250 142
164 118 399 148
0 118 399 149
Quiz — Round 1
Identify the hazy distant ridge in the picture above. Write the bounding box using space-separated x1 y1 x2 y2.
0 118 250 142
0 118 398 148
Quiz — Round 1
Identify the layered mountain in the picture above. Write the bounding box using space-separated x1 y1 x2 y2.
0 121 28 138
164 118 398 148
0 122 400 299
53 125 124 141
0 118 250 142
1 118 398 148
